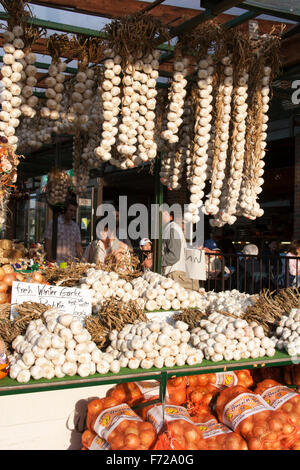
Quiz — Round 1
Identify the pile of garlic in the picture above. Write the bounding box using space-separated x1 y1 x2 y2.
273 308 300 357
202 290 256 317
79 268 204 314
105 319 203 371
8 309 108 383
191 313 276 362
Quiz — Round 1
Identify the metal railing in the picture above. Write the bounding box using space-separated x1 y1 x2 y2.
204 252 300 294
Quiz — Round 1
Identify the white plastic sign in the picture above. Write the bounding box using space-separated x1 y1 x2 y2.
10 281 92 320
185 248 206 280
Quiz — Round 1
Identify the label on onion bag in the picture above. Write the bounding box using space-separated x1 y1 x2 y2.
147 404 193 434
10 281 92 321
214 372 238 389
88 435 111 450
135 380 169 400
195 418 232 439
93 403 142 439
222 392 273 431
261 385 299 409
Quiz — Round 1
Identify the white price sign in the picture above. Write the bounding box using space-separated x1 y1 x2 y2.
11 281 92 320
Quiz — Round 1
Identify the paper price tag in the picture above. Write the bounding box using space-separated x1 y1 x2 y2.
10 281 92 321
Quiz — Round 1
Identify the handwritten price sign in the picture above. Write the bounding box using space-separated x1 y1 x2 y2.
11 281 92 321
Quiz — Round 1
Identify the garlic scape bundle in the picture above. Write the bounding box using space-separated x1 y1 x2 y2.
203 55 233 216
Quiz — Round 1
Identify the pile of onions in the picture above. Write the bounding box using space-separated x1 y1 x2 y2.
86 398 156 450
216 385 298 450
0 267 20 304
192 408 248 450
150 404 207 450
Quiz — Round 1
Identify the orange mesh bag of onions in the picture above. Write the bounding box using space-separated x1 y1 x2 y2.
106 382 144 407
87 399 156 450
191 407 248 450
255 379 300 449
81 429 111 450
187 371 253 414
148 404 208 450
283 365 300 386
215 385 299 450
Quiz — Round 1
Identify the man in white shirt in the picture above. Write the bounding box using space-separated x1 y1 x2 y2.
44 202 83 265
161 209 199 291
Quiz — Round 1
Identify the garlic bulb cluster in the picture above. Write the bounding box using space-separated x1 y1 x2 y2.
8 309 106 382
191 313 276 362
19 50 38 119
106 319 203 370
161 57 189 144
203 56 233 216
41 60 67 121
160 98 193 190
274 308 300 357
201 289 256 317
79 268 204 314
94 49 122 163
211 70 249 227
46 170 71 206
185 55 214 224
67 68 95 127
0 26 27 148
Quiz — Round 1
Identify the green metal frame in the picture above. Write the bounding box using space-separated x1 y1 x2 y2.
0 351 294 397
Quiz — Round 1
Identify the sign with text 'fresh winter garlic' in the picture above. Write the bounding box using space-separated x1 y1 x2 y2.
10 281 92 320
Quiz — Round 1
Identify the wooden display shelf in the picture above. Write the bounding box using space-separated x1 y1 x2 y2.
0 350 294 397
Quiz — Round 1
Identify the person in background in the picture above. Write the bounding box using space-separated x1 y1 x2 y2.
286 240 300 287
240 243 266 294
115 208 133 249
82 217 128 265
219 229 236 263
139 238 153 271
203 239 231 281
44 200 83 265
262 240 281 287
161 208 199 291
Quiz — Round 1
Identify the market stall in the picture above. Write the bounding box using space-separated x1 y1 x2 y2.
1 0 300 452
